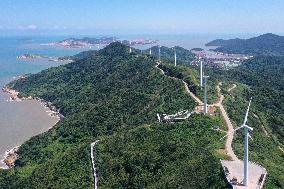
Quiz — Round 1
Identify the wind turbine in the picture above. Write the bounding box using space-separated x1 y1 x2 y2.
173 46 177 66
200 57 203 87
158 45 161 62
221 98 253 186
150 48 152 55
203 75 209 114
237 98 253 186
129 41 132 53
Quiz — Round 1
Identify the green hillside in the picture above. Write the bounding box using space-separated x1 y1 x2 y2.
206 33 284 56
0 43 229 188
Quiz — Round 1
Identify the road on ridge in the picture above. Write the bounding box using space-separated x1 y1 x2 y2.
155 63 239 161
155 62 203 105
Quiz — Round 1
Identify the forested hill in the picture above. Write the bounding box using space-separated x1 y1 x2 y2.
206 33 284 56
0 42 228 188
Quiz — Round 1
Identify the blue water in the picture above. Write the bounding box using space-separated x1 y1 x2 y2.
0 36 88 168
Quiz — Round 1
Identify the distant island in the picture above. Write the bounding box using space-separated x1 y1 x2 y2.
206 33 284 56
191 48 204 51
17 54 73 62
45 37 158 48
17 54 48 59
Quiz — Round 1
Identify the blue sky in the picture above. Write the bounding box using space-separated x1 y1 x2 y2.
0 0 283 35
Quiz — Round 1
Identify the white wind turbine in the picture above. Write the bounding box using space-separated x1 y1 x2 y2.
203 75 209 114
158 45 161 62
172 46 177 66
221 98 253 186
200 57 203 87
149 48 152 55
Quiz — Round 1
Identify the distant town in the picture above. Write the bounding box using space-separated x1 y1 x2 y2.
191 49 253 69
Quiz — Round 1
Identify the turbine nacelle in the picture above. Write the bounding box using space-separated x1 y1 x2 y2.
243 124 253 132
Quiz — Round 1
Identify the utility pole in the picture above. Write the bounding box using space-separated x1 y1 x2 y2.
158 46 161 62
200 57 203 87
174 47 177 66
203 75 209 114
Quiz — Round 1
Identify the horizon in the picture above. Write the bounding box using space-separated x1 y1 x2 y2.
0 0 284 36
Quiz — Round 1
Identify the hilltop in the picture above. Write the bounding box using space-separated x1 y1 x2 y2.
206 33 284 56
0 42 228 188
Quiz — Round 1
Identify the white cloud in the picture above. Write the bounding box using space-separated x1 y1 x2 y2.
17 24 38 30
52 25 67 30
27 24 37 30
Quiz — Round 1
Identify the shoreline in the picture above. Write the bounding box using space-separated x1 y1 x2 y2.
2 86 64 120
0 146 19 169
0 83 64 169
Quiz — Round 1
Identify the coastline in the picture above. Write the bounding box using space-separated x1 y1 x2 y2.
0 146 19 169
2 86 64 120
0 84 64 169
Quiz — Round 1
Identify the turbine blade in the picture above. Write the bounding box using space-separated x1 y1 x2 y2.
220 135 228 140
244 125 254 131
248 133 253 141
220 134 228 140
234 125 244 132
243 97 252 125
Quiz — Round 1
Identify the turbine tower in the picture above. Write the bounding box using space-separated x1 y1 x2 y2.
173 47 177 66
158 46 161 62
234 98 253 186
150 48 152 55
200 57 203 87
203 75 209 114
220 98 253 186
129 41 132 53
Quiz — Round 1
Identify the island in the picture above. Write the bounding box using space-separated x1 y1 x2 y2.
17 54 48 59
17 54 73 62
190 48 204 51
45 37 158 48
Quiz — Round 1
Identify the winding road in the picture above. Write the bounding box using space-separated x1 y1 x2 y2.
215 83 238 160
91 140 100 189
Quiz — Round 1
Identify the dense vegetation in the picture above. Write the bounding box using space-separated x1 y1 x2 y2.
0 43 229 188
206 33 284 56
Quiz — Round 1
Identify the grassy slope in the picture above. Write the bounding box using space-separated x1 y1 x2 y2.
0 43 229 188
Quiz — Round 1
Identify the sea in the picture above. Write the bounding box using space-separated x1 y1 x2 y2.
0 33 256 168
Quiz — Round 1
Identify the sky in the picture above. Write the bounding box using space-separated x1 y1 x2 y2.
0 0 283 36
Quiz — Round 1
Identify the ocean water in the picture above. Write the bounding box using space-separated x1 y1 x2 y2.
0 33 255 168
0 36 88 168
